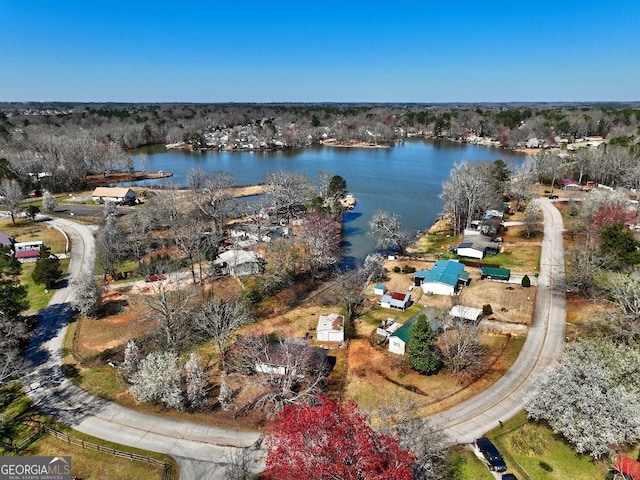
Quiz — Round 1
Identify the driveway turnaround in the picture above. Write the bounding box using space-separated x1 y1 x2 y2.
23 198 566 477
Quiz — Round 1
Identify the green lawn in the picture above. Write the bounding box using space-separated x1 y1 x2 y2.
21 259 70 314
455 447 494 480
483 412 614 480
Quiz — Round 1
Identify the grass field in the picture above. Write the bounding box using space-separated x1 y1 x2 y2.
0 385 178 480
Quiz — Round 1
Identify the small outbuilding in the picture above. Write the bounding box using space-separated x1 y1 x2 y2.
480 266 511 281
92 187 136 205
373 284 387 296
0 231 13 248
448 305 483 323
316 313 345 342
379 292 412 311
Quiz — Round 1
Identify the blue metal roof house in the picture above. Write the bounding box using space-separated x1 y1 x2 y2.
413 260 469 295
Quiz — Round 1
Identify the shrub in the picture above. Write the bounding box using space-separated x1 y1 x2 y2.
521 274 531 288
539 460 553 472
482 304 493 315
393 266 401 273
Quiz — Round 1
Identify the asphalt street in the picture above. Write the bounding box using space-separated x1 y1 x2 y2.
21 198 567 478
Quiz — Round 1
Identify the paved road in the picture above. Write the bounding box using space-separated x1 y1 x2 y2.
23 198 566 478
23 217 264 480
429 197 567 443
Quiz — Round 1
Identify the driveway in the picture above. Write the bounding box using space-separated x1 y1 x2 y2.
23 197 566 477
429 197 566 443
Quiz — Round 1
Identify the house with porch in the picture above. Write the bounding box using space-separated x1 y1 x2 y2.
388 308 444 355
92 187 136 205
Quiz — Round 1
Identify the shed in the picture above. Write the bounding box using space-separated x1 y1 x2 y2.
316 313 345 342
448 305 483 323
373 284 387 296
92 187 136 205
480 266 511 281
379 291 412 311
457 235 495 259
413 260 468 296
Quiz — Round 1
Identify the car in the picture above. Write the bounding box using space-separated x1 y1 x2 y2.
476 437 507 472
502 474 518 480
492 237 503 243
549 194 559 199
145 273 166 283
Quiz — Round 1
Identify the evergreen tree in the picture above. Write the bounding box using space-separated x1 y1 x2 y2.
31 245 62 289
0 245 28 319
407 314 443 375
521 274 531 288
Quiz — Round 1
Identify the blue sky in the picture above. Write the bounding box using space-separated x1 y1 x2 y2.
2 1 639 103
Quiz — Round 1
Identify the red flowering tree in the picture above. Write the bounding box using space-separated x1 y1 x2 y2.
264 396 415 480
590 204 638 241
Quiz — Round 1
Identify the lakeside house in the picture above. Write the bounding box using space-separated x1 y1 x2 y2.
413 260 470 296
91 187 136 205
456 235 498 259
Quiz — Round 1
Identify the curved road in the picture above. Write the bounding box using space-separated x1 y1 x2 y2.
431 198 567 443
23 217 263 480
23 199 566 478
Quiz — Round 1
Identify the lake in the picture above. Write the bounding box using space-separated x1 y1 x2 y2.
131 141 524 267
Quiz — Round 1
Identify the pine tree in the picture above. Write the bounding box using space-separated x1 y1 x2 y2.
31 245 62 289
407 314 443 375
0 245 28 319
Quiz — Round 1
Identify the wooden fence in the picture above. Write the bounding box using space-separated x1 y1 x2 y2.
3 424 172 480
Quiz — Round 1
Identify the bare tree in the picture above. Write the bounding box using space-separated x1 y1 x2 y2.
0 178 24 225
440 314 485 377
368 210 414 255
191 297 253 368
297 210 342 275
70 265 101 318
137 278 198 351
191 170 236 232
266 171 315 221
0 312 26 388
229 336 327 417
601 271 640 340
95 214 127 280
41 189 57 212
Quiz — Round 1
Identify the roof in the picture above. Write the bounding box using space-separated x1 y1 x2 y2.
317 313 344 332
416 260 465 287
15 250 40 259
449 305 482 321
0 231 13 246
92 187 135 198
480 266 510 279
214 249 261 267
380 292 411 309
391 308 442 343
614 455 640 480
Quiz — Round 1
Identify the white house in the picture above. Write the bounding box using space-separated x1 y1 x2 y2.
214 249 263 276
379 292 412 311
388 308 443 355
92 187 136 205
413 260 469 296
316 313 345 342
456 235 496 260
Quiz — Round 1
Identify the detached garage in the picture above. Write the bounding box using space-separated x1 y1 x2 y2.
480 266 510 281
316 313 345 342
